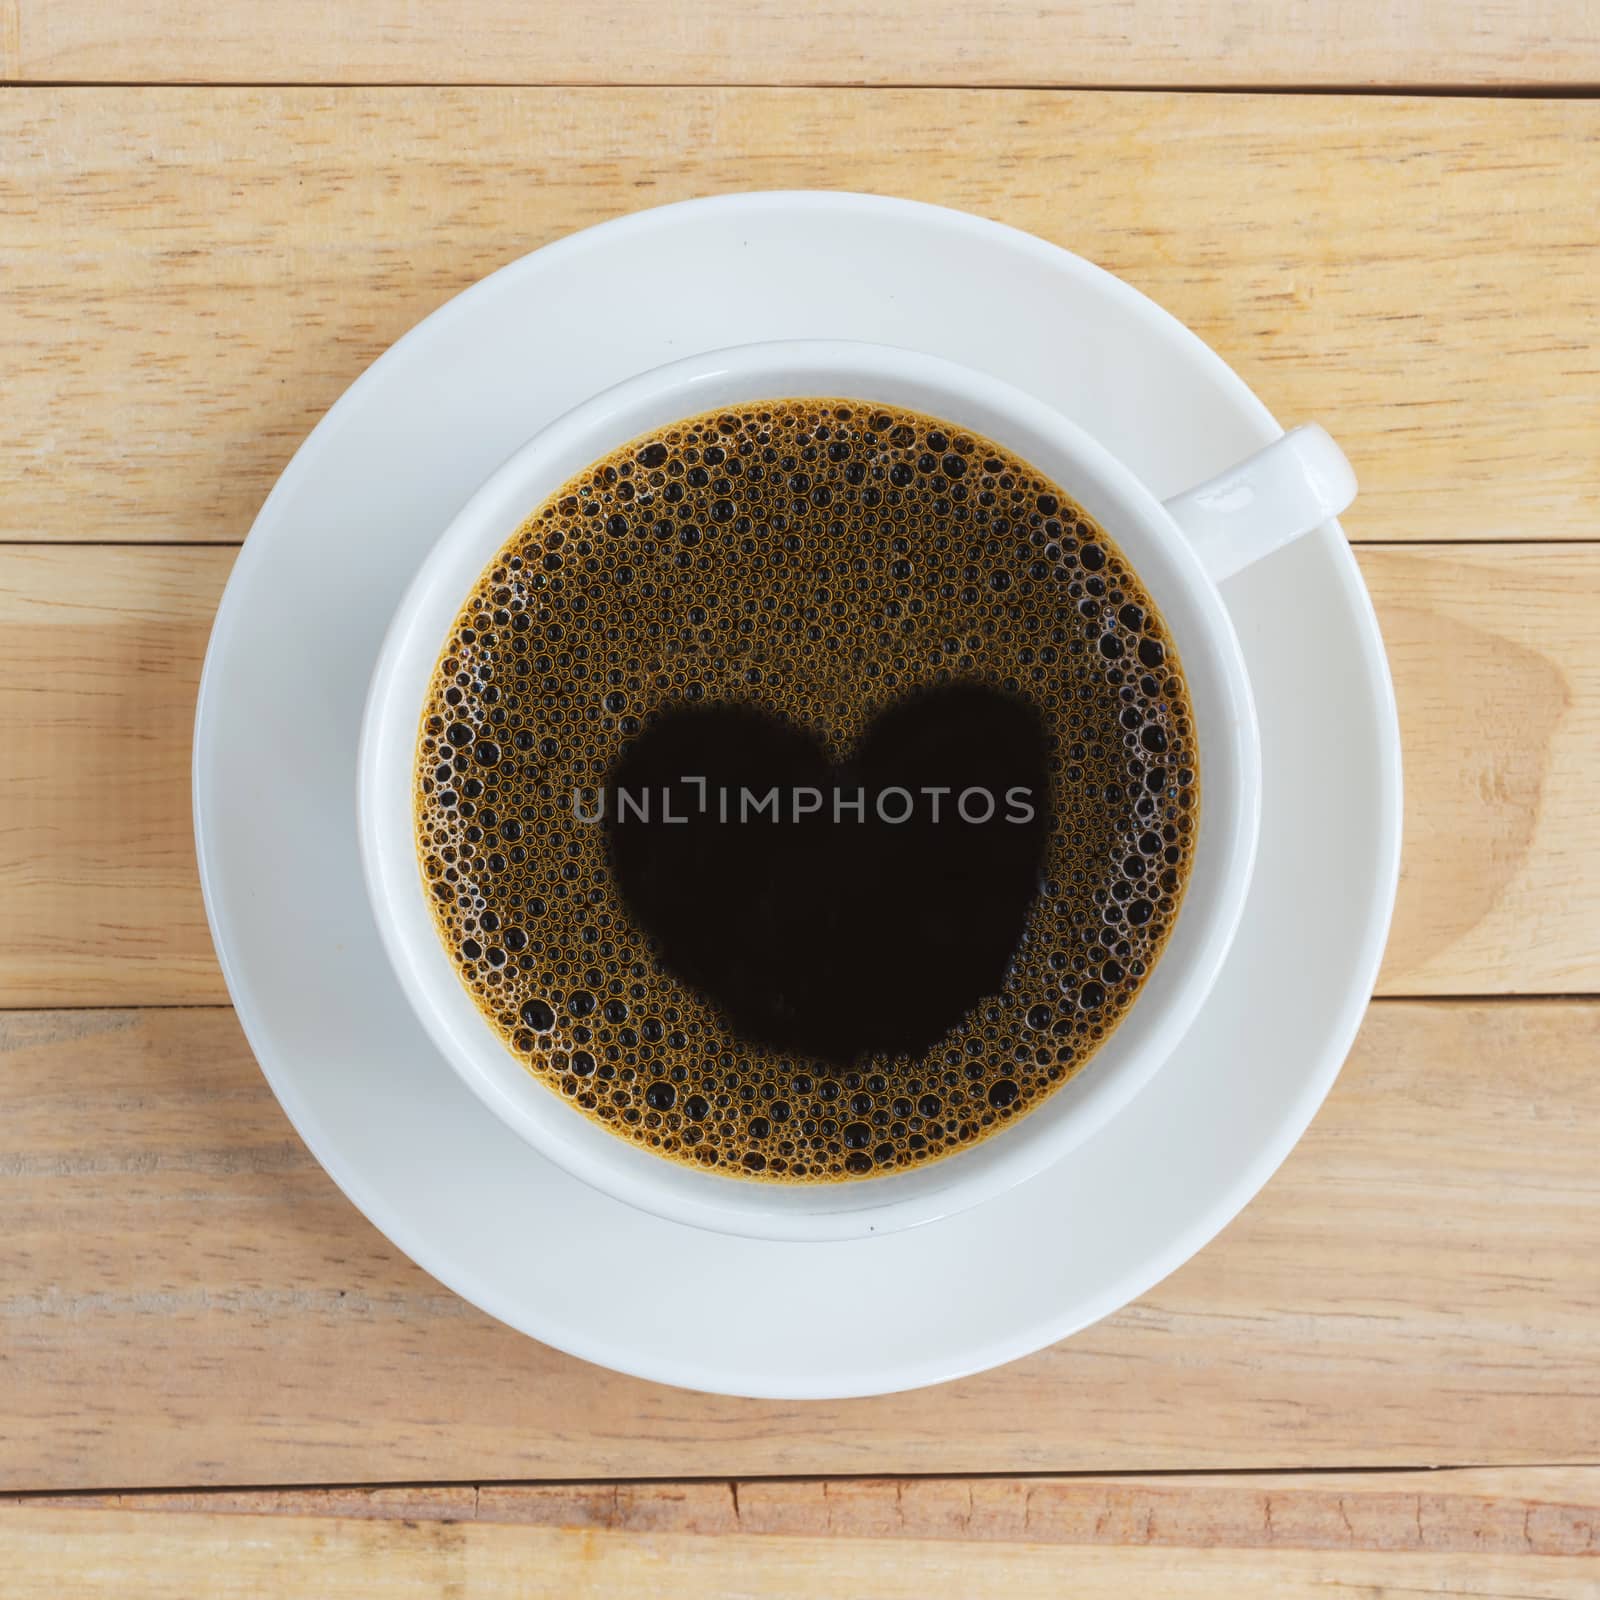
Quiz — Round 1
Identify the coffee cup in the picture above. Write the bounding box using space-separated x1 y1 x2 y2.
359 339 1355 1241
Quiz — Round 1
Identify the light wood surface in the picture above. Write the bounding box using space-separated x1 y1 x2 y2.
3 91 1597 549
2 30 1597 1593
3 1000 1595 1489
1380 544 1599 994
5 0 1598 87
3 543 1594 1006
0 548 231 1006
5 1467 1600 1596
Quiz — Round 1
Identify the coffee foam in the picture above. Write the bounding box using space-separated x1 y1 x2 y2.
415 401 1197 1182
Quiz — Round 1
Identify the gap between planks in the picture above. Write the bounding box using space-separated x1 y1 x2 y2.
7 1467 1600 1559
8 1460 1600 1503
5 81 1600 95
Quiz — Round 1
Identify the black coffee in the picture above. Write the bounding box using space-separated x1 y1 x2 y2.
606 683 1051 1065
415 401 1197 1182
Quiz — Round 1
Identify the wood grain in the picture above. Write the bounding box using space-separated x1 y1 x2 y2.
2 90 1596 548
2 543 1592 1006
6 0 1598 86
24 1467 1600 1552
2 1000 1595 1489
0 547 235 1005
1380 544 1600 994
5 1469 1600 1597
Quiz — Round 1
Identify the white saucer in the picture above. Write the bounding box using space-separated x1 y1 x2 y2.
194 193 1401 1399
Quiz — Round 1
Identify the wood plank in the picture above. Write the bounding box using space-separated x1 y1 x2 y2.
6 0 1598 86
2 1001 1595 1489
2 543 1593 1006
0 548 235 1006
2 90 1595 547
1379 544 1600 993
23 1468 1600 1554
4 1479 1599 1598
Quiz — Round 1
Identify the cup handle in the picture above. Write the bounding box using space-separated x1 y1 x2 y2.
1162 424 1357 583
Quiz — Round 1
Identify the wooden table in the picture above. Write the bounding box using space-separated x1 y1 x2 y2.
3 7 1599 1594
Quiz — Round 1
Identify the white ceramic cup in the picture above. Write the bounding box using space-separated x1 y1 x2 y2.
359 339 1355 1242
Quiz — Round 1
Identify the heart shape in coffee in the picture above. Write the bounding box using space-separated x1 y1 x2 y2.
605 684 1051 1065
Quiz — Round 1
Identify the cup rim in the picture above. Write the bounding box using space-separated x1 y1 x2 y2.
357 338 1261 1241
